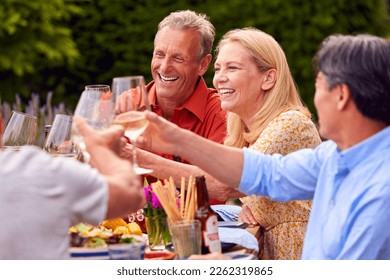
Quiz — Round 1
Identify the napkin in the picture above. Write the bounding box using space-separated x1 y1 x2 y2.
218 227 259 252
211 205 259 252
211 204 242 221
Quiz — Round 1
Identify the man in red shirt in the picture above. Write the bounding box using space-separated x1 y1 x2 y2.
146 79 226 162
147 10 226 160
122 10 226 204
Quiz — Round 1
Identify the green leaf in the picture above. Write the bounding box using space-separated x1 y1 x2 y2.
120 236 135 244
74 223 88 233
87 237 106 248
143 177 150 187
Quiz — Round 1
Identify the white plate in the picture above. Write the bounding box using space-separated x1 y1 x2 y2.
224 253 258 260
218 221 248 228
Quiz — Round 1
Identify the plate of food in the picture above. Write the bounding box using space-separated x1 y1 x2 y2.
68 218 145 259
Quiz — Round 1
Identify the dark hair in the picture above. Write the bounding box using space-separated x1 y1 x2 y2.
314 34 390 124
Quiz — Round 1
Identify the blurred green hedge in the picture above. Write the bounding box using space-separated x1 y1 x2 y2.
1 0 389 118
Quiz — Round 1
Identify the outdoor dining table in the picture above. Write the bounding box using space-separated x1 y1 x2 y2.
69 221 263 260
144 225 262 259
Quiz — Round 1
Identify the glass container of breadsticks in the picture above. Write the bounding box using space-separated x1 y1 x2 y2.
151 176 201 258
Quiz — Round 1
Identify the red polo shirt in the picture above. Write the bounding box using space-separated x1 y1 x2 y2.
146 77 226 160
146 77 227 204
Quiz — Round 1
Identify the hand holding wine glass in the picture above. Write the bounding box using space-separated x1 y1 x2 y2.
112 76 153 175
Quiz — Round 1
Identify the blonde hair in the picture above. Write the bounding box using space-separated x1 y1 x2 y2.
216 28 311 147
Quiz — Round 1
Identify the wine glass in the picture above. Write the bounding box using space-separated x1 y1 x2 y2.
43 114 80 159
112 76 153 175
1 111 37 151
71 84 115 163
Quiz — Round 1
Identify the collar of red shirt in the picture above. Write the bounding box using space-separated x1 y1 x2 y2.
146 77 216 123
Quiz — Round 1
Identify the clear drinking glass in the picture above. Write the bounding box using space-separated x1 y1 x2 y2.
43 114 80 159
112 76 153 175
169 220 202 259
1 111 37 150
71 84 114 163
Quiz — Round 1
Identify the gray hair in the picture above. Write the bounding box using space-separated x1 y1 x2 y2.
156 10 215 59
314 34 390 124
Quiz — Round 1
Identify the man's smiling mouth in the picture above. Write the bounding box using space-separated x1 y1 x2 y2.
159 74 179 82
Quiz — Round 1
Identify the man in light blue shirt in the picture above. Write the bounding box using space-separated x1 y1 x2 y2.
241 130 390 259
140 34 390 259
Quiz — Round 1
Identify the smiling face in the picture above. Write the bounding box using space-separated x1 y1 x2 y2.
213 41 266 122
151 27 211 104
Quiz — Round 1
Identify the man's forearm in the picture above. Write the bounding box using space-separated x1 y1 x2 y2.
90 145 145 218
175 129 244 189
143 111 244 189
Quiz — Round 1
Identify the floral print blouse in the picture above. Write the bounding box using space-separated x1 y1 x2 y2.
240 110 321 259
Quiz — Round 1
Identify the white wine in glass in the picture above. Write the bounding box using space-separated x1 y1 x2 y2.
113 111 149 143
112 76 153 175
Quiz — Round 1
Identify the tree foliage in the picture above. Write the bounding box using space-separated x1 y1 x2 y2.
1 0 389 116
0 0 81 103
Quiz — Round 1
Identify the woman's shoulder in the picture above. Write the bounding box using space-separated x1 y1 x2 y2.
265 110 317 134
251 110 321 155
276 110 312 123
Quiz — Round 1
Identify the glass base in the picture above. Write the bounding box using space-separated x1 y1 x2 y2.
134 166 153 175
149 243 169 251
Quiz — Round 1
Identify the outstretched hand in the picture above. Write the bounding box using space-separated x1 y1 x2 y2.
73 116 125 155
137 111 184 155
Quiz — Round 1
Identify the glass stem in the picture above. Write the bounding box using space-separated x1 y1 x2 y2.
131 137 139 169
83 151 91 164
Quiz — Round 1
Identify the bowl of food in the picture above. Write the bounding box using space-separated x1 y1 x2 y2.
68 246 109 260
108 235 146 260
68 219 144 259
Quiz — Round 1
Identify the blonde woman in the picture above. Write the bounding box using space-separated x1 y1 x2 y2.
214 28 321 259
131 27 321 259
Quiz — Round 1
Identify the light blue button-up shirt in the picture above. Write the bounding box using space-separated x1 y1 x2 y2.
239 126 390 259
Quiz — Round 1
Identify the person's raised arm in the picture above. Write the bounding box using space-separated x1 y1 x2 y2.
122 146 238 201
139 111 244 189
74 117 146 219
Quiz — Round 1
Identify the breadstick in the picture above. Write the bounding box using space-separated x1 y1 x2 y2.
180 177 185 218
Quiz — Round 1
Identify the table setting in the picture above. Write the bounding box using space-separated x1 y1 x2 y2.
67 176 259 260
1 77 259 261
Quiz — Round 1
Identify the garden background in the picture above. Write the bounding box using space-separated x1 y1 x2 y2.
1 0 389 140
